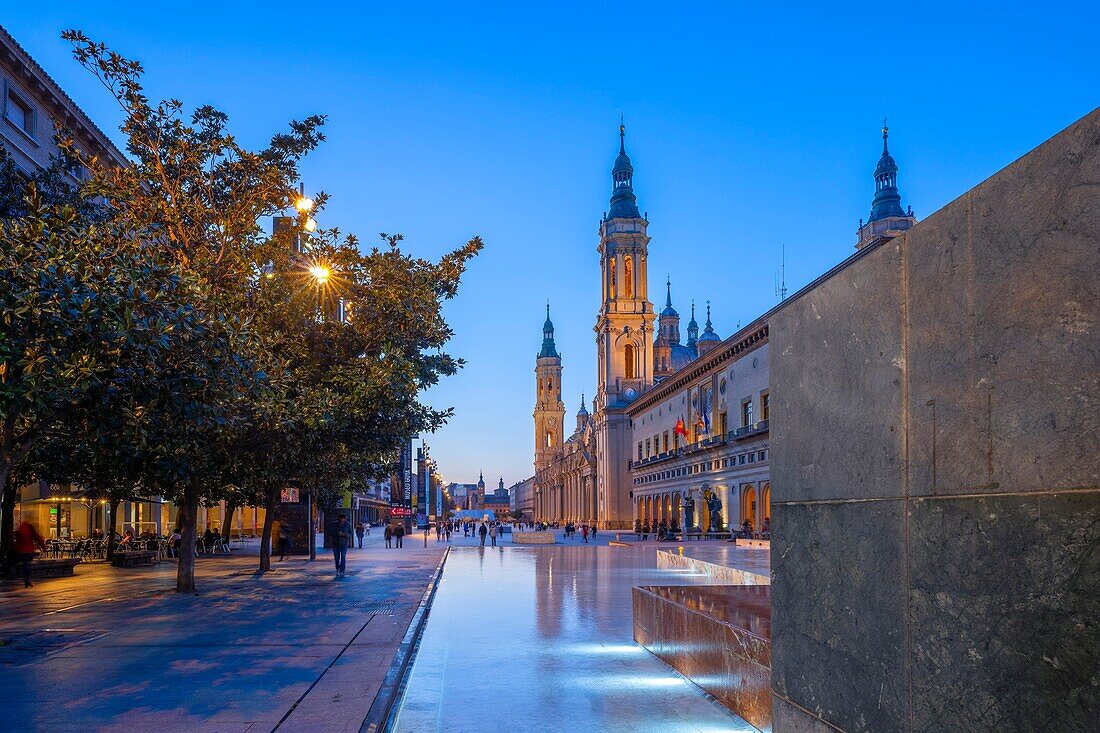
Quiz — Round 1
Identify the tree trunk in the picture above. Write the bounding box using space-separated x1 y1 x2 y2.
106 499 120 560
308 493 317 562
258 487 276 573
0 466 13 572
223 502 237 540
175 481 199 593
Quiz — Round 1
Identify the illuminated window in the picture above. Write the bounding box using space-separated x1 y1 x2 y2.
608 256 616 299
624 343 635 379
623 256 634 298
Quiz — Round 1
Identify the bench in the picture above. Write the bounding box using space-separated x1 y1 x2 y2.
111 551 158 567
6 558 82 580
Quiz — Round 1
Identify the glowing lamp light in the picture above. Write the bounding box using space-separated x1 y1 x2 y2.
294 196 314 213
303 217 318 233
309 265 331 285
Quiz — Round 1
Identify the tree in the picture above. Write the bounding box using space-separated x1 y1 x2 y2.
60 30 325 592
0 185 199 562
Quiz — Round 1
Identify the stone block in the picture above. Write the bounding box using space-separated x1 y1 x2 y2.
771 500 907 732
771 241 906 503
905 111 1100 497
634 584 772 731
512 531 556 545
771 695 840 733
908 491 1100 732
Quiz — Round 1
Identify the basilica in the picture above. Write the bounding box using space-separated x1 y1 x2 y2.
530 122 915 531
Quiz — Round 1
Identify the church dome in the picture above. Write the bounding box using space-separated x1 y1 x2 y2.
669 343 695 371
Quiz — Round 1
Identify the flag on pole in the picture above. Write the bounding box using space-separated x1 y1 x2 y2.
674 417 688 438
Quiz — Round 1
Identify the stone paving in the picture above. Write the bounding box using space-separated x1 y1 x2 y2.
0 532 444 733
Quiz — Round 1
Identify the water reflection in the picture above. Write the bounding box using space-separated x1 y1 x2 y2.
393 546 755 732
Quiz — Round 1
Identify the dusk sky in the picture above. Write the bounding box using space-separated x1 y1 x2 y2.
6 2 1098 487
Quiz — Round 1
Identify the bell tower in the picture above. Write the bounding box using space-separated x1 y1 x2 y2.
594 122 655 529
534 303 565 472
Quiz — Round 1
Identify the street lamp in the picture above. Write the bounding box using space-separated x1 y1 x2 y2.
308 264 331 285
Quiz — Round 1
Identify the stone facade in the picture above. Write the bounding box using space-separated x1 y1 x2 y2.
770 108 1100 731
1 26 125 176
628 323 771 533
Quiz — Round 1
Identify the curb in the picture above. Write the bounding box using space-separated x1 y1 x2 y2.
359 546 450 733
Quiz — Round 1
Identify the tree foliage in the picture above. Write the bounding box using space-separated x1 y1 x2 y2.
0 31 482 589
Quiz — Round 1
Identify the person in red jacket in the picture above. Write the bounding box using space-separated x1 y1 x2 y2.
12 520 46 588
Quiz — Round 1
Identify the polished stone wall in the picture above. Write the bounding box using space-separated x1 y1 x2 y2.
634 584 772 731
769 108 1100 731
657 547 770 585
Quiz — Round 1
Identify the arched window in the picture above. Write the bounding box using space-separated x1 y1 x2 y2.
545 431 553 448
623 256 633 298
608 256 617 299
624 343 635 379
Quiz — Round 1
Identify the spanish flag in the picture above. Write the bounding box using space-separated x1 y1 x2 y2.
674 417 688 438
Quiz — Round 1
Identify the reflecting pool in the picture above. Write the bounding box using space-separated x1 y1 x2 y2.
393 546 757 732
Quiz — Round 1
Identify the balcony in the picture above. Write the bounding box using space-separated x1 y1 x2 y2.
729 419 769 441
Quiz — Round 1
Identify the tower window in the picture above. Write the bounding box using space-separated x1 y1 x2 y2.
624 256 633 298
545 431 552 448
624 343 635 379
608 256 617 299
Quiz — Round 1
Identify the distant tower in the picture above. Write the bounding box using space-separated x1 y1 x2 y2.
695 301 722 356
534 303 565 472
653 279 695 379
857 119 917 249
476 471 486 508
575 393 589 432
686 301 699 355
594 121 655 529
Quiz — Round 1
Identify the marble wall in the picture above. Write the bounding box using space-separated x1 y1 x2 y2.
769 108 1100 731
634 585 772 732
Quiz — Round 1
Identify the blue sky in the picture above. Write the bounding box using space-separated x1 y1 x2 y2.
6 2 1098 487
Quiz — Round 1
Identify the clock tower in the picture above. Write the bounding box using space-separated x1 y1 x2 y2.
594 122 654 529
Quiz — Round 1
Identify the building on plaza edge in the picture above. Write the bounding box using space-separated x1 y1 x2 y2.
530 121 916 533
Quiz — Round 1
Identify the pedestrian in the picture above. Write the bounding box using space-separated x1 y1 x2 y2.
277 520 291 561
581 524 589 543
332 513 353 577
384 523 393 548
12 520 46 588
592 522 597 539
436 523 442 541
489 523 498 547
445 523 452 541
478 522 488 546
394 522 405 548
355 521 366 549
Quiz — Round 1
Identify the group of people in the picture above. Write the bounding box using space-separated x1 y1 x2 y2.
634 519 680 541
734 517 771 540
561 521 597 543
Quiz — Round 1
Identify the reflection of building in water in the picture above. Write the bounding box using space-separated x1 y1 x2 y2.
534 122 917 533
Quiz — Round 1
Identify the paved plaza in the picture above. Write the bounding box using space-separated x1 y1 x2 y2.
2 534 756 732
0 533 444 732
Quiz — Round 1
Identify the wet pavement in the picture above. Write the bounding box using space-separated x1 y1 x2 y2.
393 545 756 732
0 533 444 732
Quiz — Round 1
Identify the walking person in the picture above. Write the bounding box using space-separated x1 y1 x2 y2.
277 521 291 561
355 521 366 549
478 522 488 546
12 520 46 588
332 513 353 577
489 523 498 547
384 523 393 548
394 522 405 548
581 523 589 544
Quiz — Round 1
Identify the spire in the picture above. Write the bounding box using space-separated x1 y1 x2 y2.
869 117 907 221
577 393 589 416
660 276 679 318
687 300 699 350
698 300 721 347
539 302 559 358
478 471 485 487
608 119 640 219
